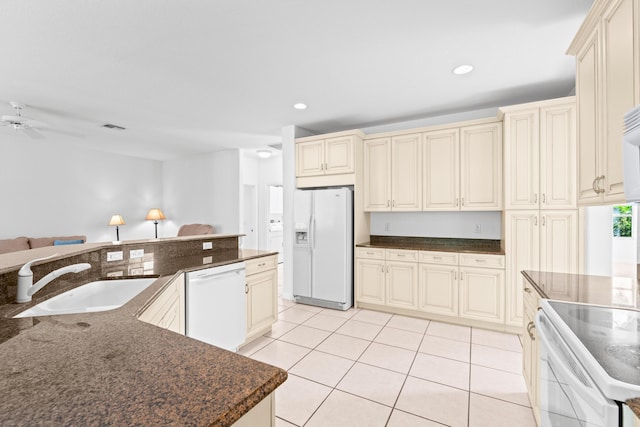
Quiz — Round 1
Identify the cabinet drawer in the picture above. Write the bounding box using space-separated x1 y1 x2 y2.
386 249 419 262
356 247 385 259
246 255 278 276
419 251 459 265
459 253 505 269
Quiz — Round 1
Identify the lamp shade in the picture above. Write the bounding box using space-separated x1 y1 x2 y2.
108 214 126 226
145 208 166 221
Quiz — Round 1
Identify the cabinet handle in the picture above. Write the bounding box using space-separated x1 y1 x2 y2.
324 162 328 170
397 254 405 257
593 175 605 194
366 251 374 255
386 265 389 273
454 271 457 280
542 193 546 204
381 266 384 273
245 284 249 294
460 273 463 281
476 259 486 263
534 216 538 226
387 200 390 208
455 198 459 207
597 175 605 194
392 200 396 207
534 193 537 204
258 262 266 267
542 216 546 226
527 321 536 340
524 287 532 293
461 197 465 206
433 256 442 260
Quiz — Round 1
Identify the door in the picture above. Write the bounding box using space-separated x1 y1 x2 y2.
540 103 577 209
386 261 418 309
576 29 602 204
296 140 325 177
391 133 422 211
418 263 458 316
459 267 505 324
460 122 502 210
242 184 257 250
504 109 540 210
364 138 392 211
423 128 459 210
325 135 355 175
505 211 540 327
311 188 352 303
356 258 386 304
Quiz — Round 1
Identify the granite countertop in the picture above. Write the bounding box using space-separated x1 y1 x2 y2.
358 235 504 255
0 246 287 426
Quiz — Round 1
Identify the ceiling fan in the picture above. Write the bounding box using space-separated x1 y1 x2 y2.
1 101 48 139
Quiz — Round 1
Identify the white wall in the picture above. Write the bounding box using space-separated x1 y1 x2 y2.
370 211 502 240
1 138 163 242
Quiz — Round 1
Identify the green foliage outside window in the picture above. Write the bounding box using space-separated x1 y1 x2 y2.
612 205 633 237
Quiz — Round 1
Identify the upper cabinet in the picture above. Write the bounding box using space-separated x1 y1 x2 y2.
365 119 502 212
501 98 577 210
567 0 640 205
364 133 422 211
295 131 364 188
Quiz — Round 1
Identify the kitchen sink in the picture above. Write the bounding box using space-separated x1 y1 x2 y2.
14 278 157 318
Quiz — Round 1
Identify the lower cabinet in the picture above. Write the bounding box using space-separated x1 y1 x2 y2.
245 255 278 343
232 393 275 427
356 248 507 329
522 277 542 425
138 274 186 334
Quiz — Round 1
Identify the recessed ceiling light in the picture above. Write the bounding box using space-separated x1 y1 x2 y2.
293 103 307 110
256 149 272 158
452 64 474 75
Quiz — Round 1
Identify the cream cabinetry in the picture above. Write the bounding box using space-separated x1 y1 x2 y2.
296 135 355 177
139 274 186 334
355 248 386 304
568 0 639 205
418 251 459 316
459 255 505 324
459 122 503 210
422 129 460 210
504 210 578 328
245 255 278 343
501 98 576 210
522 279 541 426
232 393 275 427
364 133 422 212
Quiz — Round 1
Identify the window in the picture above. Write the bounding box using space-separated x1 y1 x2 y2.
612 205 633 237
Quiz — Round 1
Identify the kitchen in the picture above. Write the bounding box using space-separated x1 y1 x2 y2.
1 0 640 426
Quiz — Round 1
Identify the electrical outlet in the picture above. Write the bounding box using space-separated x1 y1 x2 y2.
203 242 213 250
129 267 144 276
107 251 123 262
203 256 213 264
130 249 144 259
475 224 482 233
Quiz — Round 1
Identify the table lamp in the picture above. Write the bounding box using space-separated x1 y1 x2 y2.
146 208 166 238
108 214 126 242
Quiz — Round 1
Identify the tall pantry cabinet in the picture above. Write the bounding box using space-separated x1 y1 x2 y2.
500 97 578 328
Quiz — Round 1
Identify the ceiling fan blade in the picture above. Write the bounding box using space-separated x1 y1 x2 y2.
23 127 44 139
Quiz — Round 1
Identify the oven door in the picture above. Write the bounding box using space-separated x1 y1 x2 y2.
535 311 619 426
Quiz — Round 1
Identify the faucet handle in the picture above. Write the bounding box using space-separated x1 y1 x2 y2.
18 253 59 277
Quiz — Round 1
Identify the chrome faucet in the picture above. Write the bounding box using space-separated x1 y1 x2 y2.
16 254 91 303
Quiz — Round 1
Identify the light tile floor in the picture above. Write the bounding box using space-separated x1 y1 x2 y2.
240 297 536 427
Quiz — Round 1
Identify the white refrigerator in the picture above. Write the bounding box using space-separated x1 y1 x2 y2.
293 187 353 310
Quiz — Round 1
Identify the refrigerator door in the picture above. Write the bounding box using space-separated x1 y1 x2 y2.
293 190 312 298
311 188 353 303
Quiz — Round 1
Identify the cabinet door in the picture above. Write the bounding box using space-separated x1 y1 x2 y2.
540 210 578 275
356 258 386 304
325 136 355 175
602 0 635 203
138 274 185 334
386 261 418 310
423 128 460 210
460 122 503 210
576 29 602 205
391 133 422 211
540 102 577 209
296 140 325 177
505 211 540 328
504 109 540 210
246 269 278 337
364 138 392 211
418 263 458 316
459 267 505 324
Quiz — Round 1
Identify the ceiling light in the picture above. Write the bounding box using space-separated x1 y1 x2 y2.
257 149 272 158
452 64 474 75
293 103 307 110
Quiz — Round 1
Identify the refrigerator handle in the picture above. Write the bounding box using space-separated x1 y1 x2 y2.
309 214 315 252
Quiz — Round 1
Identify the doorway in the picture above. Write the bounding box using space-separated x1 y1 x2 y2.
243 184 257 249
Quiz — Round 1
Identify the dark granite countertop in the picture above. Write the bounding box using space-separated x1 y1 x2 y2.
357 235 504 255
0 244 287 426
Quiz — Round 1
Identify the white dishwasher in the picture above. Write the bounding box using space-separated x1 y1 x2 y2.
186 262 246 352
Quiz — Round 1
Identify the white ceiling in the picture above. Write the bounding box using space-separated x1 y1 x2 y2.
0 0 593 161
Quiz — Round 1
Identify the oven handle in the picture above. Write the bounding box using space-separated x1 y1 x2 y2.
534 311 608 411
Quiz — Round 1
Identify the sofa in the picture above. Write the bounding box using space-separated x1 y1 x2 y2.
0 235 86 255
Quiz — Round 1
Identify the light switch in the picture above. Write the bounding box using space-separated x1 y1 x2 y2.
203 242 213 250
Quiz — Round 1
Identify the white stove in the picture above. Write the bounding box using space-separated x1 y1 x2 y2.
536 300 640 426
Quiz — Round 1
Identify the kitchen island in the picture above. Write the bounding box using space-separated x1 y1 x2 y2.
0 235 287 426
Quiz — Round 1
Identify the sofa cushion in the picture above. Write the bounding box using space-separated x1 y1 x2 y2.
53 239 85 246
0 236 30 254
29 236 86 249
177 224 214 236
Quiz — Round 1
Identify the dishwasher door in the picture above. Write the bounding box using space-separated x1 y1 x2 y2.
186 262 246 352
